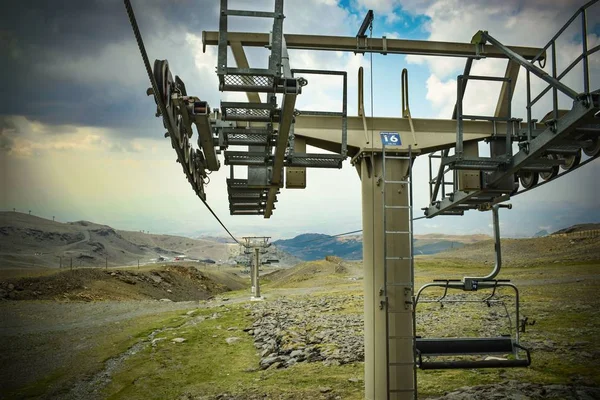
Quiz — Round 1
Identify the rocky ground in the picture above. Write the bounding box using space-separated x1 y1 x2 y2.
1 258 599 399
240 289 600 399
248 295 363 370
0 265 246 301
248 293 525 371
431 381 600 400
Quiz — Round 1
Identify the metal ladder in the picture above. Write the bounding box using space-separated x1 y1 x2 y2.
217 0 284 215
382 145 416 400
217 0 284 95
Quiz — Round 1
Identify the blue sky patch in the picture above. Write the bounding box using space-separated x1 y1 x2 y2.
339 0 431 40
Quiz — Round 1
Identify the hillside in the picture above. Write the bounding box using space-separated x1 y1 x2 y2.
430 234 600 267
273 233 491 260
228 243 302 268
0 264 247 301
552 223 600 235
273 234 363 260
0 212 232 268
0 212 302 269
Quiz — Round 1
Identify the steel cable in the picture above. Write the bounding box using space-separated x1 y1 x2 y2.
123 0 240 244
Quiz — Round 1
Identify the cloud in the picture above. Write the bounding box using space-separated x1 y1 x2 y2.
0 115 154 158
2 0 597 239
0 0 360 137
404 0 599 120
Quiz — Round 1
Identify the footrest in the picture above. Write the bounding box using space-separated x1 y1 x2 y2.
224 151 270 166
223 128 275 146
230 209 266 216
221 102 276 122
444 156 505 171
219 71 276 93
287 153 344 168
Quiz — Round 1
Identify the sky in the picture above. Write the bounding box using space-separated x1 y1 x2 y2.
1 0 599 240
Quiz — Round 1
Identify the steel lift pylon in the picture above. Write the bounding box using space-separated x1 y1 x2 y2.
125 0 600 398
241 236 271 300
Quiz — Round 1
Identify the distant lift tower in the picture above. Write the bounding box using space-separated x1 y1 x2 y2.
126 0 600 398
242 236 271 300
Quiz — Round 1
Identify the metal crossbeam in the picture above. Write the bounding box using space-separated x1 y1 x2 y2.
292 115 510 154
475 31 578 99
202 31 545 59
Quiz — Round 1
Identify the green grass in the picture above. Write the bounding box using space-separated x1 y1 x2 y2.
102 304 364 399
11 309 193 399
11 261 600 399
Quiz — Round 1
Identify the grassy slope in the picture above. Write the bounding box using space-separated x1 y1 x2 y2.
429 236 600 267
100 261 599 399
414 260 600 396
103 305 364 400
5 258 598 399
8 309 190 399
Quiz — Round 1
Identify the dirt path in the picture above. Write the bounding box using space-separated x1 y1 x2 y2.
0 299 202 398
0 299 198 336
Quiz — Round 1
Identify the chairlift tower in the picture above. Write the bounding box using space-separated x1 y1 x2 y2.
242 236 271 300
125 0 600 398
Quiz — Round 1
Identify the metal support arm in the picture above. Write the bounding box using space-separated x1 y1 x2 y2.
463 204 511 284
473 30 579 100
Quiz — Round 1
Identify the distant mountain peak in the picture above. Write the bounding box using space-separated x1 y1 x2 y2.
274 232 491 261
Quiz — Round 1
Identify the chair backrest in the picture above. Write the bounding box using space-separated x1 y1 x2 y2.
416 337 514 356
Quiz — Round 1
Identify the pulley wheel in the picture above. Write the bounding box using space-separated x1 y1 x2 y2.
188 148 195 179
153 59 173 108
510 174 519 195
175 75 188 96
560 149 581 171
539 154 559 181
177 116 187 150
583 136 600 158
519 171 539 189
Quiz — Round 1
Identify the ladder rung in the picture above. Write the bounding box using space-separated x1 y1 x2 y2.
385 231 410 234
384 180 409 184
384 205 411 209
385 156 411 160
385 257 412 260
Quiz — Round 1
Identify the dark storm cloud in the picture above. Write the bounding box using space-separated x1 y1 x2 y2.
0 0 224 135
0 0 348 138
0 118 16 152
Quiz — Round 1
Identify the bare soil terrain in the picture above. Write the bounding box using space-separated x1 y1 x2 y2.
1 222 599 399
0 212 235 268
0 262 250 399
0 212 299 269
428 235 600 267
0 264 247 302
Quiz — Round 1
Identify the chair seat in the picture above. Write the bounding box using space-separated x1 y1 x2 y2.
416 337 531 370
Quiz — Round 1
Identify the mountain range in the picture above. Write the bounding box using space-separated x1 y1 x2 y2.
273 233 491 261
0 212 298 268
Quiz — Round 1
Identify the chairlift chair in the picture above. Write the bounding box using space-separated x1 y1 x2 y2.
414 204 531 370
